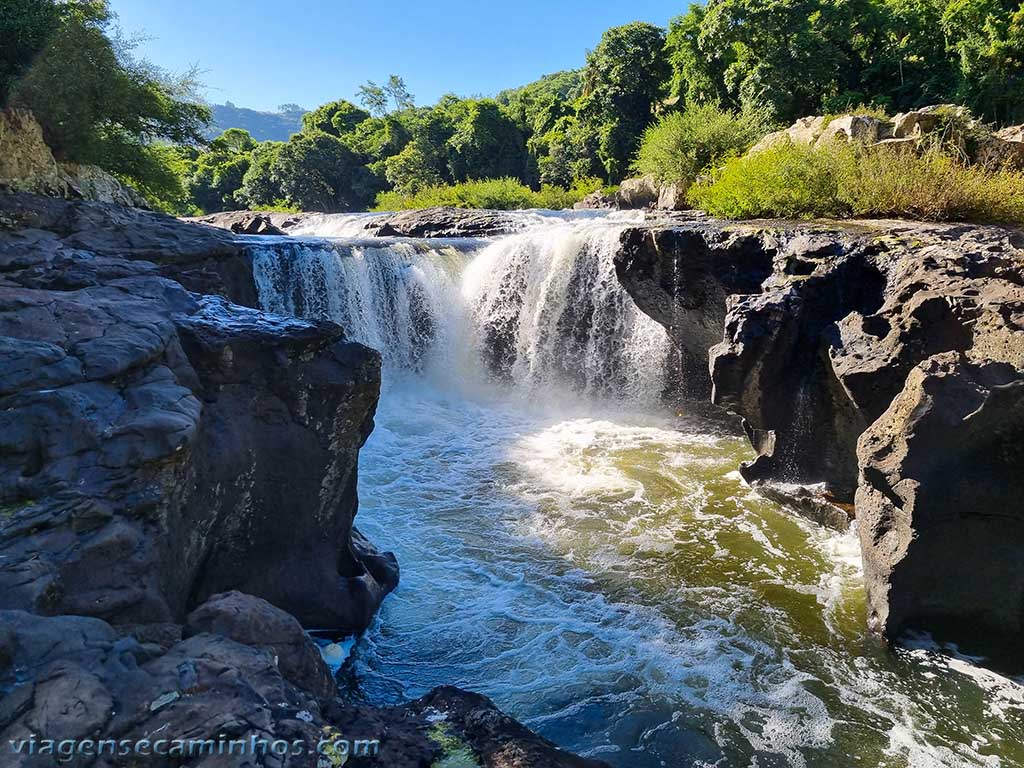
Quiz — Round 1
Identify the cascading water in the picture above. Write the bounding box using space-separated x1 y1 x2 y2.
250 211 1024 768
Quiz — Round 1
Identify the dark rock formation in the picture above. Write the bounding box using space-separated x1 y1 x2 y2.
857 354 1024 648
366 207 518 239
0 191 602 768
617 218 1024 648
0 192 396 633
188 210 288 236
0 604 609 768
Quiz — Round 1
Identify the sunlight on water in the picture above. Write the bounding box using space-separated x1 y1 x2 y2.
251 212 1024 768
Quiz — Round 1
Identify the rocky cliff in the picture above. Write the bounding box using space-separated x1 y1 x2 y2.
617 217 1024 651
0 192 605 767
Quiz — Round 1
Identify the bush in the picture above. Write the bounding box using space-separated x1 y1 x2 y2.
632 102 773 184
688 139 1024 224
373 177 604 211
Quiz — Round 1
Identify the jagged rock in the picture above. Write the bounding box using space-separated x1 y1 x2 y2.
371 207 517 238
0 109 146 208
616 224 774 398
0 193 258 306
185 591 336 699
573 190 617 210
188 210 288 236
617 218 1024 648
0 193 397 633
856 354 1024 651
615 175 659 209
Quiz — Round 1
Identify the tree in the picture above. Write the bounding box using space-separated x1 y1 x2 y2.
0 0 62 104
384 139 443 193
301 99 369 137
576 22 670 180
357 82 388 116
8 0 209 206
185 128 257 213
446 100 531 183
384 75 415 112
272 132 379 211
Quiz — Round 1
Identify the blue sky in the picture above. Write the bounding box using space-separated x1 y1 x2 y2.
108 0 687 112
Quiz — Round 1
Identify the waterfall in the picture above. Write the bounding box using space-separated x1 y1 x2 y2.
250 212 670 403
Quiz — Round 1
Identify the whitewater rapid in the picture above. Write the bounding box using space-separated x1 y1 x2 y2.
251 210 1024 768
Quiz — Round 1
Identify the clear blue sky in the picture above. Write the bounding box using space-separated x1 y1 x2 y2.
107 0 688 112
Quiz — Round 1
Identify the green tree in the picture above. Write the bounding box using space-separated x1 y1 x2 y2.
272 131 379 211
358 82 388 116
301 99 370 137
446 99 531 183
576 22 670 180
384 139 444 193
8 0 209 205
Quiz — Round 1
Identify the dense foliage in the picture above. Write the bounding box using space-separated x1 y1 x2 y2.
2 0 209 208
374 177 608 211
633 103 773 183
4 0 1022 216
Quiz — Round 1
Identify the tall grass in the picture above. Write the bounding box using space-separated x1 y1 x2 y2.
632 103 774 184
688 140 1024 224
372 177 608 211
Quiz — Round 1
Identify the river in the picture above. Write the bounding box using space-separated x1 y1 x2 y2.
251 210 1024 768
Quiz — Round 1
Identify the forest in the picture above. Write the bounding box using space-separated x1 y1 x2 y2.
2 0 1023 217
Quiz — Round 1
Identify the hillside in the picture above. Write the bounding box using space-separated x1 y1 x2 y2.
206 101 306 142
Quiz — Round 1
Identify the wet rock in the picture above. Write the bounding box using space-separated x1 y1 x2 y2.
186 591 337 699
188 210 289 236
367 206 518 238
857 354 1024 649
0 192 397 633
616 217 1024 647
573 190 617 210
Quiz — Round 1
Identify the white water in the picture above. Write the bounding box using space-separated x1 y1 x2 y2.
251 211 1024 767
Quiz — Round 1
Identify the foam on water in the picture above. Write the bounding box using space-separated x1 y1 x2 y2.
250 212 1024 767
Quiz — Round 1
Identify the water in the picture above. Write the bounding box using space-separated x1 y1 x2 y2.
251 211 1024 767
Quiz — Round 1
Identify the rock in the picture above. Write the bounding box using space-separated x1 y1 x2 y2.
616 217 1024 648
615 175 659 209
0 192 258 306
656 180 690 210
0 109 146 208
616 224 774 398
890 104 972 138
188 210 288 236
816 114 889 145
330 687 611 768
368 207 518 238
748 115 827 153
186 591 337 699
0 192 397 633
856 354 1024 650
573 190 617 210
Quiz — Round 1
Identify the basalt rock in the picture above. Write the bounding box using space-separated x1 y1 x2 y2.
617 218 1024 649
367 206 518 238
0 192 397 633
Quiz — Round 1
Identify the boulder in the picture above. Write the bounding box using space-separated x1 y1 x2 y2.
656 180 690 210
0 193 397 633
368 206 518 238
573 190 617 210
0 109 146 208
816 114 889 145
615 175 660 209
857 354 1024 651
748 115 827 153
186 591 336 699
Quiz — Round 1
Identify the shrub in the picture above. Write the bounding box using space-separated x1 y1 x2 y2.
687 140 850 219
373 177 604 211
688 139 1024 224
632 103 773 184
